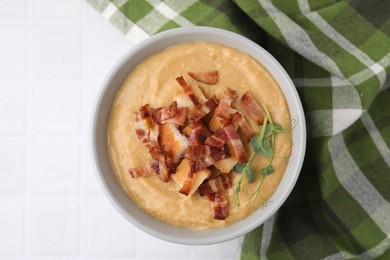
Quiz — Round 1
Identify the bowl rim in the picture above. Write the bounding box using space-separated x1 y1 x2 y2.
90 26 306 245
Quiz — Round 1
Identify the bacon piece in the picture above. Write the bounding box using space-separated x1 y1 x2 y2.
240 92 265 125
231 112 254 142
174 83 208 109
182 121 211 137
205 127 227 148
198 174 232 196
149 146 171 182
187 144 207 158
209 145 230 162
205 96 219 111
176 76 202 108
176 76 218 121
188 95 218 121
209 89 237 131
134 104 159 150
128 162 159 178
189 158 212 176
188 71 218 85
208 190 229 220
180 121 211 194
223 124 248 163
187 121 207 145
189 146 230 173
133 104 172 182
216 88 238 119
152 101 188 126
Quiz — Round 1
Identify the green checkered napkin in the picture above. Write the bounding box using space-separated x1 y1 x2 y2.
87 0 390 259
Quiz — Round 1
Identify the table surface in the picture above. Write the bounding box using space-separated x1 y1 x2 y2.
0 1 243 259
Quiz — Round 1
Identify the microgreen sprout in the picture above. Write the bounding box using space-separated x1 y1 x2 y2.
233 104 286 208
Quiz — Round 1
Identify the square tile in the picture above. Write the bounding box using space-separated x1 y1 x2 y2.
30 140 80 196
192 237 242 259
0 200 25 255
32 80 81 137
85 1 106 22
85 23 132 77
28 201 80 256
83 144 104 197
32 0 83 19
84 200 135 257
82 79 100 136
0 25 27 77
0 0 28 19
32 24 82 78
0 81 28 136
0 140 26 196
137 231 190 258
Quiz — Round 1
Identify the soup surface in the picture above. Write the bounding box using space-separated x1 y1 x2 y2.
108 42 292 229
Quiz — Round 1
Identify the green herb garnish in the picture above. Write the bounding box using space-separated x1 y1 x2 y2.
233 104 285 208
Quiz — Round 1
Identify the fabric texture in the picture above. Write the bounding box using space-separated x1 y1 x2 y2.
87 0 390 259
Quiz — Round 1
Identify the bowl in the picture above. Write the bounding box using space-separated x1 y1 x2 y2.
91 26 306 245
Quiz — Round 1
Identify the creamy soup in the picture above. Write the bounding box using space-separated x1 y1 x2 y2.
108 42 292 229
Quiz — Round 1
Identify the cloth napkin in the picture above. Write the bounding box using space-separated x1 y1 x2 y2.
87 0 390 259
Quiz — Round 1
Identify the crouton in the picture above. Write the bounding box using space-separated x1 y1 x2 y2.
174 92 194 108
159 124 188 164
171 158 211 196
208 114 225 132
214 156 238 174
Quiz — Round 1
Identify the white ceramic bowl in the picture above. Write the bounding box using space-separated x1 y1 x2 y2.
91 26 306 245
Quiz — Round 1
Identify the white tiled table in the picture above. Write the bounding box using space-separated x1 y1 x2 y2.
0 1 242 259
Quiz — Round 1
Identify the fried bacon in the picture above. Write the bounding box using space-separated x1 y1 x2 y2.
205 127 227 148
208 190 229 220
240 92 265 125
128 162 158 178
188 95 218 121
223 124 248 163
187 144 207 158
209 145 230 162
176 76 218 121
188 71 219 85
152 101 188 126
182 121 212 137
176 76 202 108
134 104 159 150
179 121 210 195
149 146 171 182
215 88 238 119
133 105 172 182
209 89 238 131
189 145 230 174
198 174 232 196
188 121 208 145
231 112 254 142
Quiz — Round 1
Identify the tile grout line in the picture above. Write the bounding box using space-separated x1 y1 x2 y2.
25 0 33 256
